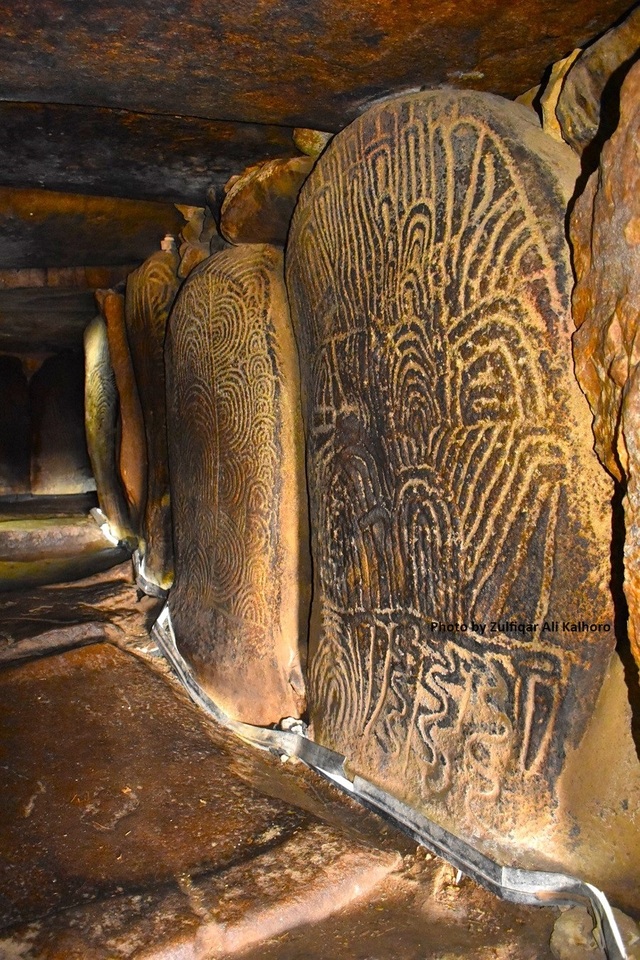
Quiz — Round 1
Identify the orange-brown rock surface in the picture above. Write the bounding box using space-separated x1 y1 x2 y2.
0 619 565 960
166 244 310 725
0 514 128 590
175 204 226 278
556 5 640 158
0 0 633 133
84 315 133 544
95 287 147 531
538 49 580 143
125 239 180 591
572 59 640 674
287 89 640 898
293 128 333 158
220 156 314 246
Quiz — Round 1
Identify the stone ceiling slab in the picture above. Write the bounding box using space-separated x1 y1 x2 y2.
0 187 184 269
0 288 97 354
0 0 634 131
0 103 298 204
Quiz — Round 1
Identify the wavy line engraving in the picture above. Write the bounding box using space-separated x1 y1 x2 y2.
289 91 614 832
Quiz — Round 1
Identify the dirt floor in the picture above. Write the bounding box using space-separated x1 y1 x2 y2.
0 560 568 959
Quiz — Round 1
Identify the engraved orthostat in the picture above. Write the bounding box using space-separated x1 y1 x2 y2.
84 315 132 543
286 91 615 835
125 247 180 588
166 245 309 726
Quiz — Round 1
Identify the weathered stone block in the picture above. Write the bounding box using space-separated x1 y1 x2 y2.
572 60 640 676
166 244 309 725
95 287 146 531
220 156 315 246
556 5 640 157
286 90 621 860
175 204 226 278
125 241 180 590
84 315 133 544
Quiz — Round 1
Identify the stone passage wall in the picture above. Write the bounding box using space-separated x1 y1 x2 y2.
125 245 180 590
572 60 640 677
166 244 309 725
286 90 615 840
29 351 94 495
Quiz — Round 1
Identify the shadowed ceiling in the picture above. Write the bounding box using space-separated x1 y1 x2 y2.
0 0 636 350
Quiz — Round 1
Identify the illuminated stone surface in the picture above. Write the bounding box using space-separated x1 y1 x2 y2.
175 204 226 278
166 244 309 725
95 288 146 531
0 515 127 590
286 90 632 875
572 60 640 677
0 577 563 959
84 315 133 543
125 244 180 589
220 156 315 245
556 5 640 158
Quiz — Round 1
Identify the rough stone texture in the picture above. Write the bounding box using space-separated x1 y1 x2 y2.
0 186 185 269
125 243 180 590
29 351 94 495
175 204 226 278
287 90 623 865
555 651 640 913
220 156 315 246
0 573 565 960
84 316 133 544
556 5 640 160
538 50 581 142
95 288 146 531
166 244 310 725
0 0 632 132
293 128 333 158
0 560 160 651
0 642 407 959
0 102 299 205
0 355 30 495
0 515 128 589
0 267 135 354
572 60 640 676
550 906 640 960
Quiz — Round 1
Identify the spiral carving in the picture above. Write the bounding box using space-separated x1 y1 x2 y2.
166 244 309 726
125 248 180 588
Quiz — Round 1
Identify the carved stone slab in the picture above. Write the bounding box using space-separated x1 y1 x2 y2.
166 244 309 725
95 288 146 531
286 90 615 841
84 315 133 544
125 246 180 589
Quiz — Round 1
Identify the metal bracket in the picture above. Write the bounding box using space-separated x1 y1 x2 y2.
152 604 628 960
